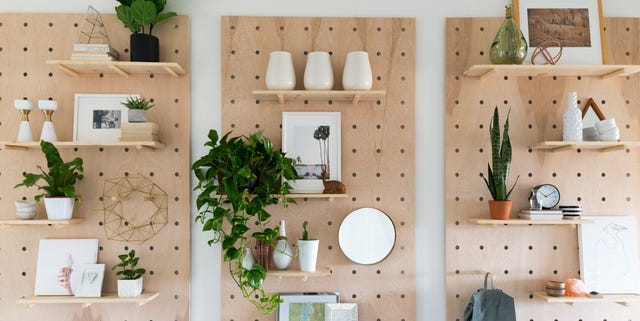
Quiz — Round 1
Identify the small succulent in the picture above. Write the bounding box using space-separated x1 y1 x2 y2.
122 96 154 110
112 249 146 280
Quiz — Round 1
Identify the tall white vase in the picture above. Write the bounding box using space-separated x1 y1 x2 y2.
266 51 296 90
563 92 582 141
241 247 256 269
272 220 293 270
297 239 319 272
303 51 334 90
342 51 373 90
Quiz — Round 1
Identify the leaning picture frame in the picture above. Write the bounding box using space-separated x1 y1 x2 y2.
282 112 341 193
73 93 139 142
278 292 340 321
73 264 105 298
514 0 606 64
324 303 358 321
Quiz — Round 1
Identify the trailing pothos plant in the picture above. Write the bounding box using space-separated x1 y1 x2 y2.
192 129 297 314
482 106 519 201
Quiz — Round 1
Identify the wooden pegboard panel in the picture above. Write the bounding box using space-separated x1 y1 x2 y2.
221 16 415 321
445 18 640 321
0 14 190 321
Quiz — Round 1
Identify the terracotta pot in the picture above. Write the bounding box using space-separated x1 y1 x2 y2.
488 200 512 220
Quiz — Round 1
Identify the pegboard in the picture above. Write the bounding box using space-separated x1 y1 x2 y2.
445 18 640 321
0 14 190 321
221 16 415 321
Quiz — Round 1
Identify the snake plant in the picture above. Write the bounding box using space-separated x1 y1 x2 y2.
482 107 518 201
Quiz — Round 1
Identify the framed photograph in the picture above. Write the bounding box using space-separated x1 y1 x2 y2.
578 216 640 294
73 264 105 298
282 112 341 193
278 292 340 321
34 239 99 295
325 303 358 321
514 0 606 64
73 93 139 142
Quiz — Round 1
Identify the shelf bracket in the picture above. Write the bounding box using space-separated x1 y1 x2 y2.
277 93 285 104
162 66 179 78
551 145 575 152
478 68 496 80
601 145 626 152
55 64 79 77
352 94 361 104
600 68 625 80
108 65 129 77
565 302 576 306
616 301 630 307
82 303 92 309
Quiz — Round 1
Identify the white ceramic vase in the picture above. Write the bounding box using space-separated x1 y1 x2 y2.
342 51 373 90
563 92 582 141
304 51 334 90
15 99 34 142
266 51 296 90
117 278 143 297
297 239 319 272
43 197 74 220
241 247 256 269
272 220 293 270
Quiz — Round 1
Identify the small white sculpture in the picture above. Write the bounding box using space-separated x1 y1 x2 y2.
14 99 34 142
563 92 582 141
38 99 58 142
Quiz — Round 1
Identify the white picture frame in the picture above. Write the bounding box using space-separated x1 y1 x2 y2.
278 292 340 321
282 112 341 193
514 0 606 64
578 216 640 294
73 93 139 142
74 264 105 298
34 239 99 296
324 303 358 321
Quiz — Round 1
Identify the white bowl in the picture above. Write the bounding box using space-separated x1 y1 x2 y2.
15 200 36 209
16 210 36 220
598 127 620 141
595 118 617 132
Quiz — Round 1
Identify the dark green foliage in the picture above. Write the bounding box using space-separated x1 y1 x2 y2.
115 0 177 35
112 249 146 280
301 221 309 240
482 107 519 201
122 96 154 110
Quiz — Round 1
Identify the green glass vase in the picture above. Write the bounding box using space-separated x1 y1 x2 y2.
490 5 528 64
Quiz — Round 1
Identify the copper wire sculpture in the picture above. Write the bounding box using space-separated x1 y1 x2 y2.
531 40 563 65
100 174 168 244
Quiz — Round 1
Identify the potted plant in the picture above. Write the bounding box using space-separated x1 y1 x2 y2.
297 221 319 272
113 249 146 297
122 96 154 122
115 0 177 62
15 140 84 220
482 107 519 219
192 129 297 314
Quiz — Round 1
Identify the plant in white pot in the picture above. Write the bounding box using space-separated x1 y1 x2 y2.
15 140 84 220
113 249 146 297
297 221 319 272
122 96 154 122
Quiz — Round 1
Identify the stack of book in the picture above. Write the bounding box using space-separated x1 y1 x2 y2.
119 122 159 142
71 43 119 61
518 209 563 220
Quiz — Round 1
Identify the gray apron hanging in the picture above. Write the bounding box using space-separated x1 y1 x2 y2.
463 273 517 321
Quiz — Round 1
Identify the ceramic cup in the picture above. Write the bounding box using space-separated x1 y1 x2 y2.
342 51 372 90
303 51 334 90
265 51 296 90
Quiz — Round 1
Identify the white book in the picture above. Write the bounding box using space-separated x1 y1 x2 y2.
520 209 563 214
73 44 119 57
519 213 563 220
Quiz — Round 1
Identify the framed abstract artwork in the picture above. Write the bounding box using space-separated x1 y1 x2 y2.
34 239 99 295
277 292 340 321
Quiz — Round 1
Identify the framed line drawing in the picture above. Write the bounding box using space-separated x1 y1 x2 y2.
73 264 105 298
514 0 606 64
282 112 341 193
277 292 340 321
73 93 139 142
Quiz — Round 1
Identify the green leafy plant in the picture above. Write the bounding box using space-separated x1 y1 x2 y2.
115 0 177 35
192 129 297 314
122 96 155 110
482 107 519 201
15 140 84 203
301 221 310 240
113 249 146 280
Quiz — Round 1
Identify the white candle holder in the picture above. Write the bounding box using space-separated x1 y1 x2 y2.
14 99 34 142
38 99 58 142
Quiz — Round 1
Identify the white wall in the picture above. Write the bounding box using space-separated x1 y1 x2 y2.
2 1 639 320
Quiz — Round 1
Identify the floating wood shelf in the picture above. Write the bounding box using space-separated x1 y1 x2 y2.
252 90 386 104
463 64 640 79
287 193 349 201
267 267 331 280
16 292 159 308
529 141 640 152
468 217 594 226
1 141 164 150
0 219 84 226
46 60 185 78
532 291 640 307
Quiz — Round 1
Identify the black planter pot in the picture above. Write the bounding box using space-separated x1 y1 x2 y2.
130 33 159 62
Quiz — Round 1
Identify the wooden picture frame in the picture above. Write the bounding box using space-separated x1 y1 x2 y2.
513 0 606 64
73 93 138 142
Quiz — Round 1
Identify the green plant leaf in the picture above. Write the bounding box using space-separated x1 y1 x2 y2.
131 0 157 30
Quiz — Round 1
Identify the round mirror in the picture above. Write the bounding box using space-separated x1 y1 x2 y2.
338 207 396 265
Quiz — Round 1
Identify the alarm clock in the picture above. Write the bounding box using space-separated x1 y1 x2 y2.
529 184 561 210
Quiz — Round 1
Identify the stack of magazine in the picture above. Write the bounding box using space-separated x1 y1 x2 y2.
519 209 563 220
71 44 119 61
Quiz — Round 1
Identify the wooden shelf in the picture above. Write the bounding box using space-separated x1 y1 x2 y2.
46 60 185 78
1 141 164 150
530 141 640 152
287 193 348 200
252 90 386 104
0 218 84 226
17 292 159 308
463 64 640 79
267 267 331 280
533 291 640 306
468 217 594 226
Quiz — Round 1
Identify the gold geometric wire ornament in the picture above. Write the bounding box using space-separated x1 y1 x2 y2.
99 174 168 245
77 5 112 46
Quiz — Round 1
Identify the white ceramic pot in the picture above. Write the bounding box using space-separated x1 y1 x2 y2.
128 109 148 122
117 278 143 297
297 239 319 272
342 51 373 90
303 51 334 90
241 247 256 269
272 220 293 270
43 197 74 220
266 51 296 90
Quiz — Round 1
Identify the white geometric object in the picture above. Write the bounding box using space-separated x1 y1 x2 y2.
43 197 74 220
117 278 143 297
563 92 582 141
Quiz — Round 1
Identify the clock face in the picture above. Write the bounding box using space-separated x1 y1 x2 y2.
534 184 560 209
